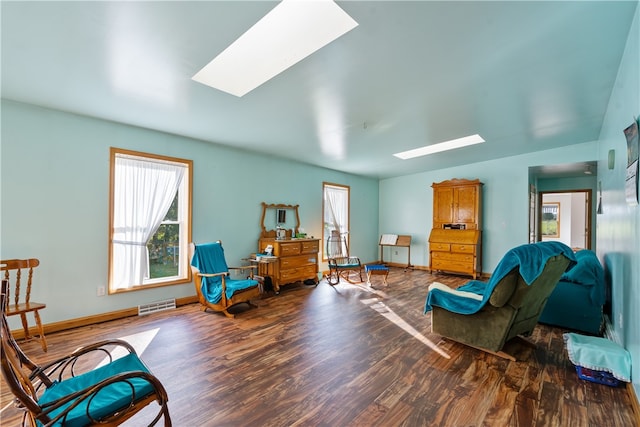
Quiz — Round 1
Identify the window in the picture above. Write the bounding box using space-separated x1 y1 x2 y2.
541 202 560 238
109 148 192 293
322 182 350 260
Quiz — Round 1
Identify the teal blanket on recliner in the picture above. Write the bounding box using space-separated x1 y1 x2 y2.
424 241 576 315
191 242 258 303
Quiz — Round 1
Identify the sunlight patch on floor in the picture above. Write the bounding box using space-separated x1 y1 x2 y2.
360 297 450 359
97 327 160 367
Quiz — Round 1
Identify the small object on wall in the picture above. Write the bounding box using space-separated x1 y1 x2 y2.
623 119 639 206
608 149 615 170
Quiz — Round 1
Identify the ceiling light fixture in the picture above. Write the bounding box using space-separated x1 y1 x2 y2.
192 0 358 97
393 134 485 160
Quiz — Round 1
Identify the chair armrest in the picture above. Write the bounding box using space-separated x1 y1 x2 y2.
197 272 228 278
428 282 483 301
228 265 258 271
33 339 138 385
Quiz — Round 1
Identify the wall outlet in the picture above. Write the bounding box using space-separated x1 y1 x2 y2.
97 286 106 297
394 250 398 255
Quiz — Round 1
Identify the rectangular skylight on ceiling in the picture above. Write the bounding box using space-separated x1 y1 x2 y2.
393 134 485 160
192 0 358 97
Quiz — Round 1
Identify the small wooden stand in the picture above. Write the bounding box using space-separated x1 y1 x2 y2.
379 235 412 270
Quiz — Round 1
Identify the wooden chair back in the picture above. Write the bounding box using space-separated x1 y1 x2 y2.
1 259 47 351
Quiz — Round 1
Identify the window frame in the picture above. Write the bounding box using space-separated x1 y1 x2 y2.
322 182 350 261
108 147 193 294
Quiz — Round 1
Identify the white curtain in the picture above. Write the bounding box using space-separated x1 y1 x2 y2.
112 155 185 290
324 185 349 256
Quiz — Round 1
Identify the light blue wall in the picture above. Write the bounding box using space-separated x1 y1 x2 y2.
0 100 379 324
596 3 639 396
379 140 599 273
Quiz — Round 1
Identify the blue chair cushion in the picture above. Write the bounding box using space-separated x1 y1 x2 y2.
204 278 258 303
365 265 389 273
336 262 360 268
38 353 155 427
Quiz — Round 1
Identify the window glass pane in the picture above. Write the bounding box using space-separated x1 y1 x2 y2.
147 223 180 279
147 192 180 280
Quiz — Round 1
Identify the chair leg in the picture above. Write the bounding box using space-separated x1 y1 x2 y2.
326 268 339 285
19 313 30 339
222 310 236 319
33 310 47 352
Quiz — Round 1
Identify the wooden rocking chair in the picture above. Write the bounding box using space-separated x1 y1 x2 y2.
190 241 261 318
0 279 171 426
326 230 363 285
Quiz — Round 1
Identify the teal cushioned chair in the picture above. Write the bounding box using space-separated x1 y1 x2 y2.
190 241 261 318
0 280 171 426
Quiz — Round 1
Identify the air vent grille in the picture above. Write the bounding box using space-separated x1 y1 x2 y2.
138 298 176 316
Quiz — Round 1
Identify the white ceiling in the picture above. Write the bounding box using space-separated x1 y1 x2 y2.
2 1 637 179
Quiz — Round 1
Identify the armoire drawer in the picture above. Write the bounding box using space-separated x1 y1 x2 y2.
431 251 474 263
431 259 474 274
451 244 475 254
430 243 451 251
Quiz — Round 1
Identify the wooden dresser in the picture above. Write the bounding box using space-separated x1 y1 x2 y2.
258 238 319 292
429 178 483 278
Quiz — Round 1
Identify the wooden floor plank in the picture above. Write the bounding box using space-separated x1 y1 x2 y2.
1 268 636 426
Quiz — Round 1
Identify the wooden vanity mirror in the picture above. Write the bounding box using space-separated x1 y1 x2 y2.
260 202 300 238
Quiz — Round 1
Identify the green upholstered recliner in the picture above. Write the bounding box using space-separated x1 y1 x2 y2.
426 242 575 361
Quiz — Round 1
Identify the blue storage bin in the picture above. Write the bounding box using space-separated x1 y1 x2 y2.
575 366 621 387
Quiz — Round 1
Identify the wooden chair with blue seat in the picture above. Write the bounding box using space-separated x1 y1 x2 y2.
326 230 363 285
190 241 261 318
0 279 171 426
425 241 576 361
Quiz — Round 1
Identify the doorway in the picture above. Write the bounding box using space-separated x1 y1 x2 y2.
537 190 592 250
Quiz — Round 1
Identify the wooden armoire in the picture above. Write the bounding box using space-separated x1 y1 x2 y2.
428 178 483 279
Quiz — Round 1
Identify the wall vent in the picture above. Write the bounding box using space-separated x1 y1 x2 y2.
138 298 176 316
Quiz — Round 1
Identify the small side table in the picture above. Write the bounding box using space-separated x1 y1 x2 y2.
365 264 389 287
244 256 278 293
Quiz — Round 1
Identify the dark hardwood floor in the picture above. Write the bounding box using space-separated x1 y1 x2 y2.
1 268 637 426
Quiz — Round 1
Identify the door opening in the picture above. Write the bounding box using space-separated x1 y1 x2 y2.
536 190 592 250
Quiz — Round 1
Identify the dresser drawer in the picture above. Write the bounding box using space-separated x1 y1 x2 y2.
280 254 317 269
431 251 474 263
280 265 317 282
301 240 319 253
431 259 474 274
451 244 475 254
430 242 451 251
277 242 301 256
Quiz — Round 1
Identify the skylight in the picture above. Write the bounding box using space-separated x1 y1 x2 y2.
393 134 485 160
192 0 358 97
